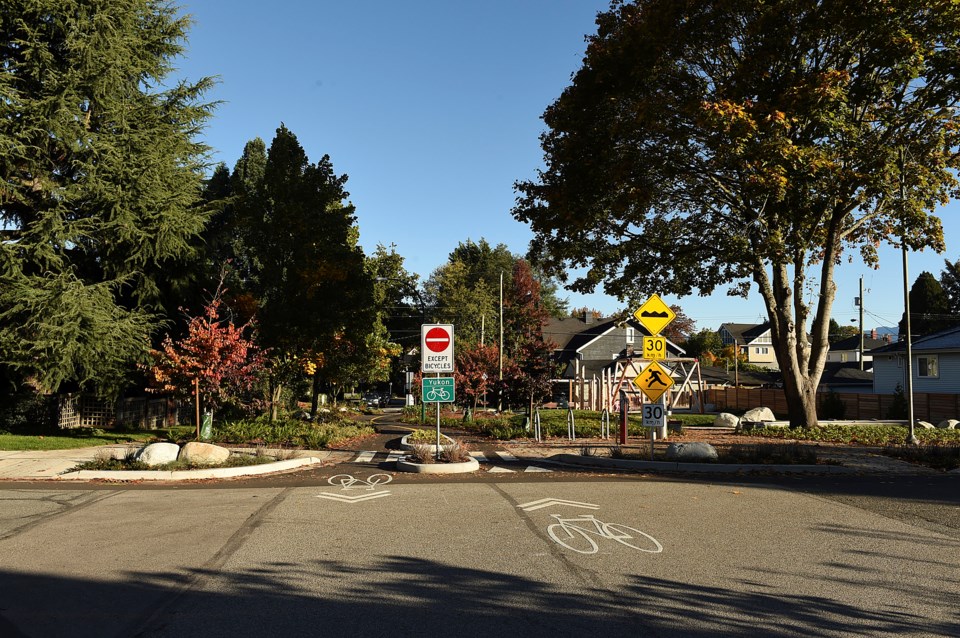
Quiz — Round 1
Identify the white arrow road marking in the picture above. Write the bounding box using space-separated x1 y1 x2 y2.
488 466 515 473
354 451 376 463
496 452 518 462
470 452 488 462
524 466 553 473
518 498 600 512
315 491 392 503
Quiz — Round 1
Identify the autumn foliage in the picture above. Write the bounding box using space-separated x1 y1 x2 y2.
147 291 265 412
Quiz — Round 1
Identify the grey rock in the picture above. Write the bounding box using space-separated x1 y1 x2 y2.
713 413 739 428
179 442 230 465
138 442 180 466
665 442 718 461
936 419 959 430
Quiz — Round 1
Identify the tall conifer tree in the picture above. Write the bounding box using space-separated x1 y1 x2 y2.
0 1 214 394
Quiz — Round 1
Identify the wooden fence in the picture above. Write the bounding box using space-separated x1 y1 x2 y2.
706 388 960 422
56 395 177 429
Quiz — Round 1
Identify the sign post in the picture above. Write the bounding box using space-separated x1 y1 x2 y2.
422 377 455 459
629 294 679 447
641 399 667 460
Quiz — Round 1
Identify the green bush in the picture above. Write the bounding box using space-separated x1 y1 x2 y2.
211 415 373 448
819 391 847 419
748 423 960 446
887 384 908 419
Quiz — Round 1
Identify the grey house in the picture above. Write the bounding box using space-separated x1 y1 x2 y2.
546 313 686 409
870 325 960 394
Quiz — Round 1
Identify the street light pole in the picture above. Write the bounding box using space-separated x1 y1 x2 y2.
900 147 918 445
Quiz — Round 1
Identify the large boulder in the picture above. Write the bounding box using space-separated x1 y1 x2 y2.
665 442 718 462
138 442 180 467
713 413 739 428
741 407 776 423
936 419 959 430
179 442 230 465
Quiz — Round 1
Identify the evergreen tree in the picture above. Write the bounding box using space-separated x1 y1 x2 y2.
0 0 215 394
208 124 372 411
899 272 953 338
939 258 960 316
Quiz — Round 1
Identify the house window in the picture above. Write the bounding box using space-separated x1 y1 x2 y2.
839 353 848 363
626 327 635 344
756 347 769 354
918 356 939 378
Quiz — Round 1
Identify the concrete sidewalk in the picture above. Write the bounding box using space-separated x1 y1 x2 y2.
0 445 350 481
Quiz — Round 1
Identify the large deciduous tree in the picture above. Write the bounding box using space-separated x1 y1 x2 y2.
514 0 960 427
0 0 214 395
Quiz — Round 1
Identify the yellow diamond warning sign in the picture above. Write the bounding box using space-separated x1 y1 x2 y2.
633 294 676 336
633 360 674 403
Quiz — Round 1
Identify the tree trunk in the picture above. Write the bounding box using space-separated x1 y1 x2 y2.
753 240 838 429
310 369 321 419
271 382 283 422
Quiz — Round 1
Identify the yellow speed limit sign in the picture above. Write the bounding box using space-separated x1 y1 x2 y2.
642 335 667 360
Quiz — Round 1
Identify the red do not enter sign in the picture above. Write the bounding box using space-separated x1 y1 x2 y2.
424 326 451 352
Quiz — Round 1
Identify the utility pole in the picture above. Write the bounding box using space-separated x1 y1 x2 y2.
498 271 504 412
859 276 865 371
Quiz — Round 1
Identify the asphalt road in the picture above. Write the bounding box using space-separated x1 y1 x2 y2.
1 471 957 637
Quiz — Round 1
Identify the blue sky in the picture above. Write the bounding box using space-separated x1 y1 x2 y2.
172 0 960 334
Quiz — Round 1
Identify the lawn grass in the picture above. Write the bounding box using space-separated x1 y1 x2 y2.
0 427 189 451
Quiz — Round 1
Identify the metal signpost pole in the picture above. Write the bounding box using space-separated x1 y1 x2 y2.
436 373 442 460
619 390 627 445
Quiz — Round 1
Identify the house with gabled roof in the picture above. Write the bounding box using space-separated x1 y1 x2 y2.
718 322 777 367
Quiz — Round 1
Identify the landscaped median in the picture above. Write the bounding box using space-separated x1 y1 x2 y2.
395 428 479 474
58 441 334 481
59 456 325 481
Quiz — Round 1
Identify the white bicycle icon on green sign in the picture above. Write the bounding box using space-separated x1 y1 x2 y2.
547 514 663 555
425 386 452 402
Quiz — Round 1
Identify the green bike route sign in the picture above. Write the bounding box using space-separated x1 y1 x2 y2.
422 377 455 403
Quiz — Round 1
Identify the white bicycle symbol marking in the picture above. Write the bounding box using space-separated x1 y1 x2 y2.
546 514 663 555
327 473 393 491
425 387 451 402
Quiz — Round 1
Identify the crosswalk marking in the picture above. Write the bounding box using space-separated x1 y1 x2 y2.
348 450 551 473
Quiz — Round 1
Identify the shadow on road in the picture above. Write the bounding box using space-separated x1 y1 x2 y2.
1 553 956 637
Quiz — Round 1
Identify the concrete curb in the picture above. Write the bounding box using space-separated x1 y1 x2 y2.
551 453 857 474
57 456 324 481
395 456 480 474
